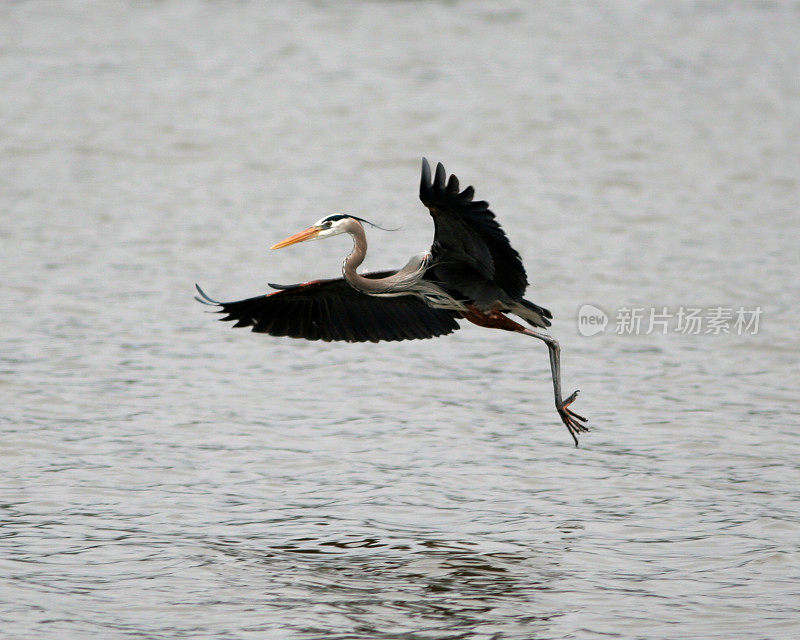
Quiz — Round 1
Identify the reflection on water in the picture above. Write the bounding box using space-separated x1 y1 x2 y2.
2 0 800 638
210 537 560 638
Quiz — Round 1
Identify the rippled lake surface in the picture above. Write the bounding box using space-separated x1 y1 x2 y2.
2 1 799 638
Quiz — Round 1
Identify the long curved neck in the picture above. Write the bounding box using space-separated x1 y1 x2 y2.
342 218 386 293
341 217 434 297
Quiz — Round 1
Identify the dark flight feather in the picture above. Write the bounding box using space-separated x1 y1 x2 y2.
419 158 528 303
195 272 461 343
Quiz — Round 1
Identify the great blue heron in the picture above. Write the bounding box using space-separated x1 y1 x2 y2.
196 159 588 445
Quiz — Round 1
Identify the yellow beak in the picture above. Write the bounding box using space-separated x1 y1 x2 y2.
270 226 321 250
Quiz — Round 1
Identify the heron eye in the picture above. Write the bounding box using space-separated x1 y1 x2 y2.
323 221 332 228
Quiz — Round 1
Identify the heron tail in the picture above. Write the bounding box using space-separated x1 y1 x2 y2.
512 298 553 329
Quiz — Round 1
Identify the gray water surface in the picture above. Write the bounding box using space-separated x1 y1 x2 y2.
2 1 799 638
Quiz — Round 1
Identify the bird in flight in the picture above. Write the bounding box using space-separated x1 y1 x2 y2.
196 159 588 445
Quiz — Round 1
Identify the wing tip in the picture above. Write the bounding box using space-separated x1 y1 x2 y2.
420 157 432 195
419 158 477 207
194 283 220 306
434 162 446 189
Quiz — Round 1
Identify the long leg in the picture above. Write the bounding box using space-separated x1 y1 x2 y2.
518 327 588 446
461 307 589 446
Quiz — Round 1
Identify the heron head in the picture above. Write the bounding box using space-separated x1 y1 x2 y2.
270 214 354 250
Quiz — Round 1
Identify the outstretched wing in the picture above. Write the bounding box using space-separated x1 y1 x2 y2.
419 158 528 302
195 272 461 343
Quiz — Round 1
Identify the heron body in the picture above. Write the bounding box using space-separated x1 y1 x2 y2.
196 159 588 445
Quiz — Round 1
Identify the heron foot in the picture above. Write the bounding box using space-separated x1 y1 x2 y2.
557 390 589 447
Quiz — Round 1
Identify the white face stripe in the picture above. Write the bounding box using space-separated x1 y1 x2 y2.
309 214 349 239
